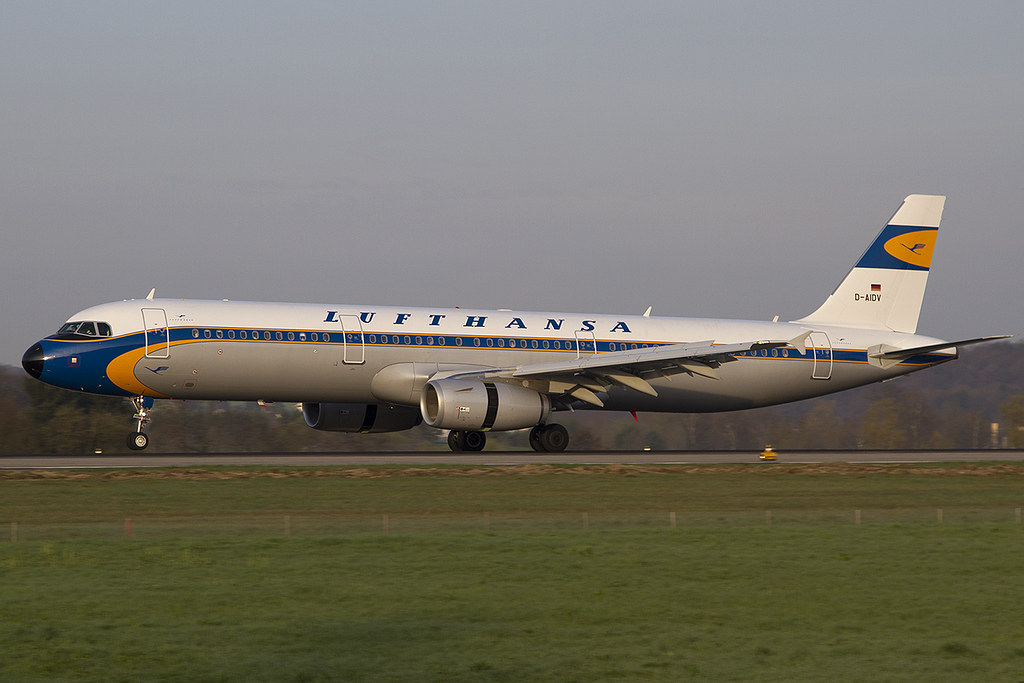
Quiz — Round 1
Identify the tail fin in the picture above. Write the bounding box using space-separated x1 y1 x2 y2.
795 194 945 333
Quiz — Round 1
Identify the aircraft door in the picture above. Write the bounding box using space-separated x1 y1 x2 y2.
574 330 597 358
142 308 170 359
809 331 832 380
338 314 365 364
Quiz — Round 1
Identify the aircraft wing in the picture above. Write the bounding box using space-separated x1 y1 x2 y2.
439 334 809 407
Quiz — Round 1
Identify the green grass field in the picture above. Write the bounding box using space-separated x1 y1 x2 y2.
3 463 1024 681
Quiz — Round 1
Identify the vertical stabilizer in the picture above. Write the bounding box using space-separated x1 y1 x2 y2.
795 194 945 333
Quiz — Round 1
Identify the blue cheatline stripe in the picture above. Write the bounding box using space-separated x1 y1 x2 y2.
156 327 960 366
173 326 953 366
42 326 954 400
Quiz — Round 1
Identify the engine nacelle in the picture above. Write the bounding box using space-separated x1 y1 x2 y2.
420 379 550 431
302 402 422 433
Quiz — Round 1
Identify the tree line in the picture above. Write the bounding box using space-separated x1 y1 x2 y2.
1 342 1022 454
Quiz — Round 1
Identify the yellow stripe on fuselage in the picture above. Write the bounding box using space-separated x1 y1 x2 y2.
104 342 190 398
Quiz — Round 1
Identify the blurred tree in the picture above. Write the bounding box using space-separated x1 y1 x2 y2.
0 396 35 453
859 389 940 449
22 377 125 453
1000 396 1024 448
0 367 35 452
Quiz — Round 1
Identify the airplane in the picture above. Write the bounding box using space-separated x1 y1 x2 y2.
21 194 1009 452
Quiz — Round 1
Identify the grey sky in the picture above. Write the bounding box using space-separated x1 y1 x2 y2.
3 1 1021 367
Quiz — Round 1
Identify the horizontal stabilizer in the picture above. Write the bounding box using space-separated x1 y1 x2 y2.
869 335 1012 361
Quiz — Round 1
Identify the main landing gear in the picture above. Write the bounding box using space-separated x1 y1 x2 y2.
529 424 569 453
448 430 486 452
126 396 153 451
446 424 570 453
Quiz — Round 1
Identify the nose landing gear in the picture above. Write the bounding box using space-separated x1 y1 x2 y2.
126 396 153 451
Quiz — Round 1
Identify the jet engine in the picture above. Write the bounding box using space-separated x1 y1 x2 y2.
420 379 550 431
302 402 422 433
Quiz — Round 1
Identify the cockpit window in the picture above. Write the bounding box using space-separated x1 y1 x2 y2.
56 321 113 338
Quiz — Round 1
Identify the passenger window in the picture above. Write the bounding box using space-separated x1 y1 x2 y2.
204 330 212 339
192 329 200 339
228 330 236 339
287 332 295 341
216 330 224 339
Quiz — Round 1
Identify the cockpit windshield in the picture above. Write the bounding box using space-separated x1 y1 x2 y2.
56 321 113 338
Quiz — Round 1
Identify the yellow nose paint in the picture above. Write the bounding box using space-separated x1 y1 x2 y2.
883 229 936 269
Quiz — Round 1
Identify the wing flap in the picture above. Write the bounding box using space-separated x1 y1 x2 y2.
510 338 791 379
433 333 811 406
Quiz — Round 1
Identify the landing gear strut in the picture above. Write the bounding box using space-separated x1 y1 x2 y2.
126 396 153 451
529 424 569 452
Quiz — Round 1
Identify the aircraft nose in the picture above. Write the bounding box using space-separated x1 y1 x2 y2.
22 342 44 379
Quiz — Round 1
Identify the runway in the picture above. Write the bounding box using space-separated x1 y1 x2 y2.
2 450 1022 469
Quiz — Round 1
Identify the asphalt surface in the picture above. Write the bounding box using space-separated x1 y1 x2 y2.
2 450 1023 469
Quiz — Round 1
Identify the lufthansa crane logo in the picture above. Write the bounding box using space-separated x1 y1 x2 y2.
883 229 936 269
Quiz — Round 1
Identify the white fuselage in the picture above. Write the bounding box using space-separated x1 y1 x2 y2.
33 297 954 413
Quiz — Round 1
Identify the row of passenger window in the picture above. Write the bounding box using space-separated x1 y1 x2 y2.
747 348 792 357
369 335 649 352
188 328 658 352
191 329 331 342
